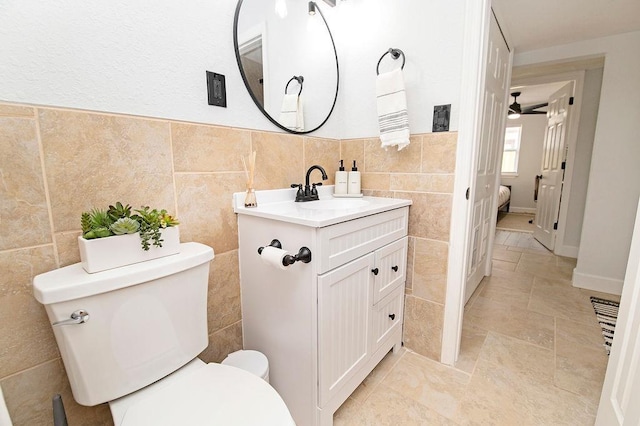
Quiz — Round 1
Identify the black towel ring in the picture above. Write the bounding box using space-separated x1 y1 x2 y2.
285 75 304 96
376 48 405 75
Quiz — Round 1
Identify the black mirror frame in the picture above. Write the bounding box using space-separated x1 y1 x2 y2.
233 0 340 135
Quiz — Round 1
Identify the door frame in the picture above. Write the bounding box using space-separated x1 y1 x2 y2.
444 61 590 364
595 197 640 424
511 70 586 258
442 0 503 365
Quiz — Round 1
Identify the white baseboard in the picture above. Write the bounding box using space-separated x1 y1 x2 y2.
554 244 579 258
508 207 536 214
572 269 623 296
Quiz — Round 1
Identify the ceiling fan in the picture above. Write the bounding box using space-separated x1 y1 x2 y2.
508 91 548 119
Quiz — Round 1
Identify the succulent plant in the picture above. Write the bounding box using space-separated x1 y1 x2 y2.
110 217 140 235
159 211 179 228
132 206 164 251
89 208 113 229
107 202 132 222
80 202 178 251
83 227 112 240
81 212 92 234
82 209 114 239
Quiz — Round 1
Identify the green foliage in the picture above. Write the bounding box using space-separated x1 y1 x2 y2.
89 208 113 230
132 206 165 251
83 227 112 239
107 202 132 222
159 211 179 228
82 209 114 239
81 212 92 234
80 202 178 251
110 217 140 235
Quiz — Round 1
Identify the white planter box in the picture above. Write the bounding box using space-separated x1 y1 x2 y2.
78 226 180 273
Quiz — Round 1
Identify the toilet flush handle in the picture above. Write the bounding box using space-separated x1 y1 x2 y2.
52 310 89 326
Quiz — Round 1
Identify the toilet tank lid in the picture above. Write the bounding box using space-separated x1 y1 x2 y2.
33 242 214 305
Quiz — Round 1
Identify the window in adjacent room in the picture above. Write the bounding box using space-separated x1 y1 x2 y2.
501 126 522 175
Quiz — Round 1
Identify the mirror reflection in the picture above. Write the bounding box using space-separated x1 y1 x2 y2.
234 0 339 134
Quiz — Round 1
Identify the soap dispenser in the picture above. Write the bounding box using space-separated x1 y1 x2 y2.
348 160 361 195
335 160 348 195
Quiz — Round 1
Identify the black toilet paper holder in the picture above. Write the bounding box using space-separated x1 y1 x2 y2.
258 239 282 253
258 239 312 266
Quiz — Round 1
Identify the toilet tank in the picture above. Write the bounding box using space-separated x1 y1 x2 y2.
33 242 214 406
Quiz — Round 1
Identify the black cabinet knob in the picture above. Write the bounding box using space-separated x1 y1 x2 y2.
391 265 399 272
389 314 396 320
371 268 379 275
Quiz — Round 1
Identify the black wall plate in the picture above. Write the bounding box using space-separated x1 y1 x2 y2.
206 71 227 108
432 104 451 132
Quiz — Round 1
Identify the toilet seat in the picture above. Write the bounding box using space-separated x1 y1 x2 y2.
115 362 295 426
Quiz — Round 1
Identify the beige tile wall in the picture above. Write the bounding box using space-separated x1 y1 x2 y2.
0 101 456 424
342 131 457 361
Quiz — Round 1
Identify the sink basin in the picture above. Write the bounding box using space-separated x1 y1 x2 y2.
298 199 371 211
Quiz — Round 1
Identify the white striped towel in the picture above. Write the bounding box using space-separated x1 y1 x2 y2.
376 68 410 151
279 94 304 131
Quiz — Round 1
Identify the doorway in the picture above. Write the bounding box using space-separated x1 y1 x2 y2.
508 61 604 258
443 50 605 366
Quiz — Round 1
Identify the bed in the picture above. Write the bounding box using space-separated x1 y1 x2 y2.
498 185 511 212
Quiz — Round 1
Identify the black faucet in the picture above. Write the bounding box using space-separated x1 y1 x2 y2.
291 165 328 202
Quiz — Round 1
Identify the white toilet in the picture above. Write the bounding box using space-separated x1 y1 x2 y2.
33 242 295 425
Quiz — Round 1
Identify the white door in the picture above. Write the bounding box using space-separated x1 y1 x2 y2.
596 198 640 425
464 13 510 303
533 82 574 250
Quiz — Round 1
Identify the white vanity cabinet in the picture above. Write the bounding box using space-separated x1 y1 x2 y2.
235 190 410 426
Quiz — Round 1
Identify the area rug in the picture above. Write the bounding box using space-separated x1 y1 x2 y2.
496 212 535 233
590 296 620 354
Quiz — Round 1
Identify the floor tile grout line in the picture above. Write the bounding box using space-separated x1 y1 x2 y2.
527 275 537 310
553 315 558 388
458 327 489 380
403 348 473 383
355 348 408 405
375 350 472 423
484 319 556 352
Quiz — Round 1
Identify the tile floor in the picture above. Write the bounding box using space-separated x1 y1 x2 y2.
334 230 619 425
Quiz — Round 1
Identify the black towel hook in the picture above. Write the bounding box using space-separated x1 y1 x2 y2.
376 48 405 75
285 75 304 96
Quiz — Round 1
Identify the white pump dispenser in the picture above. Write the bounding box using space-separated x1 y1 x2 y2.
335 160 348 195
348 160 361 195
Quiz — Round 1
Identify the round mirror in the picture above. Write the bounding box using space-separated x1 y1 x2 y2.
233 0 339 134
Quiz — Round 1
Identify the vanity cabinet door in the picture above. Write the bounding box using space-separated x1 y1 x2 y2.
372 237 408 304
317 253 374 406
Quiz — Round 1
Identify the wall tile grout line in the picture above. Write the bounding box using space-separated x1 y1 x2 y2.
33 107 60 267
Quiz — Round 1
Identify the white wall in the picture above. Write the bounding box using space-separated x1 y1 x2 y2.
0 0 466 140
320 0 466 138
563 67 603 248
515 31 640 294
0 0 344 137
501 115 546 212
0 0 256 128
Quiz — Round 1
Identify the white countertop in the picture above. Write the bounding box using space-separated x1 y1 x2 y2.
233 186 411 228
